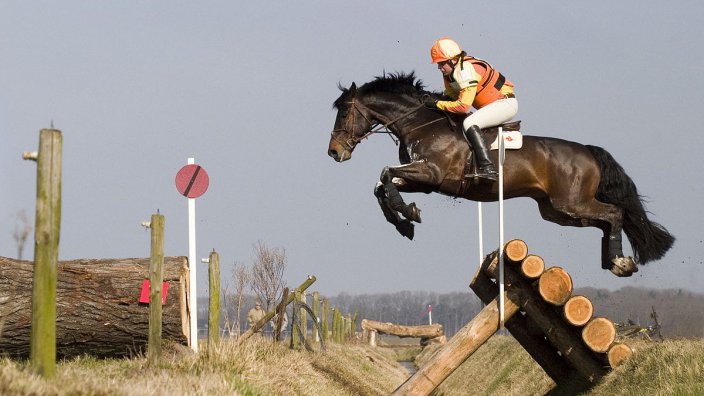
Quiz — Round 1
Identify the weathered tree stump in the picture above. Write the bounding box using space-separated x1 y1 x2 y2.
0 256 189 358
538 267 573 306
563 295 594 327
582 317 617 353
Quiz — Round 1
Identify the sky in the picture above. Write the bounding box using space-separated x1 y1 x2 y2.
2 1 703 298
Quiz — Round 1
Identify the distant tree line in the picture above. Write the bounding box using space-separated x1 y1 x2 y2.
206 286 704 339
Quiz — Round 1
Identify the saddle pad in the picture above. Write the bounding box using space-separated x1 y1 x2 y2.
490 131 523 150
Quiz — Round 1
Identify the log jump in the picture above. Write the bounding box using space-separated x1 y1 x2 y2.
0 256 190 358
361 319 445 347
393 239 633 395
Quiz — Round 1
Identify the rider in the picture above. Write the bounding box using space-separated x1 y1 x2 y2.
424 37 518 182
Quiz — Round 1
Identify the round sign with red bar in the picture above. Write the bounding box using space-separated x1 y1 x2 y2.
175 164 209 198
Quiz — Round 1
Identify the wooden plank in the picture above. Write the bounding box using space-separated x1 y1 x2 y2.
393 279 520 395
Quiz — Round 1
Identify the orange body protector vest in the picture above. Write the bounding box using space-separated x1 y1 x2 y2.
452 56 514 109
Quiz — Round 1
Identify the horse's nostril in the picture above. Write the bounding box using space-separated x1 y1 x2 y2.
328 149 339 160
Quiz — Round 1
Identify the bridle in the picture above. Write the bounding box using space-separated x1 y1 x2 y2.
330 98 432 152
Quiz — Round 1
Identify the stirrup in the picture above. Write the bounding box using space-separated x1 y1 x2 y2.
465 167 497 182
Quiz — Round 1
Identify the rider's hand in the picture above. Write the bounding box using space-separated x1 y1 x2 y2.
421 94 438 110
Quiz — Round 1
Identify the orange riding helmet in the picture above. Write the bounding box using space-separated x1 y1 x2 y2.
430 37 462 63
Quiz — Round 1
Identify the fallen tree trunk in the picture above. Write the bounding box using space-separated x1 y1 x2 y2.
361 319 443 339
0 256 189 359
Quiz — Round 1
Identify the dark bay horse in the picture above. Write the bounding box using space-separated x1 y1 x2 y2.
327 72 674 277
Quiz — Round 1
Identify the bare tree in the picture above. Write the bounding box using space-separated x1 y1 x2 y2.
249 241 287 312
12 210 32 260
232 262 250 337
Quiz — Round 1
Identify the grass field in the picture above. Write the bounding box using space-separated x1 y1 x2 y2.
417 335 704 396
3 336 703 395
0 338 408 395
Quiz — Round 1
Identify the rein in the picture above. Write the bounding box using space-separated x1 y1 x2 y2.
331 99 448 149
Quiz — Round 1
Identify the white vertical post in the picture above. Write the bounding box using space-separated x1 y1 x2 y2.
428 305 432 325
477 203 483 263
188 157 198 352
497 127 506 329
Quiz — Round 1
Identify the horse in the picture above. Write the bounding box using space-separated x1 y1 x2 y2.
327 72 674 277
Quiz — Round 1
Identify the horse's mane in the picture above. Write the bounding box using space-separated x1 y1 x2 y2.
334 71 435 109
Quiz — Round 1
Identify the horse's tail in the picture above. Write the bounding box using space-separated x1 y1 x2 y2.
586 145 675 264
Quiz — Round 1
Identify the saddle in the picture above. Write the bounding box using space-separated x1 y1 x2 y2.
481 120 522 150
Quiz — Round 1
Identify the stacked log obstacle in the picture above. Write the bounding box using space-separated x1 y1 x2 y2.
0 256 190 358
393 239 633 396
361 319 446 347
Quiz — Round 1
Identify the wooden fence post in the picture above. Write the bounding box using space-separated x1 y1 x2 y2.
300 291 307 341
27 128 62 378
237 276 316 344
322 299 329 343
207 250 220 347
292 290 301 349
331 308 337 343
312 292 319 342
147 213 165 366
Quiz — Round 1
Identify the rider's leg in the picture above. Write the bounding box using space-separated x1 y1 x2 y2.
462 98 518 181
464 125 497 181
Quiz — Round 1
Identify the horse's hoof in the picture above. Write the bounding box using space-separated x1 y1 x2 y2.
406 203 422 223
609 256 638 277
396 221 414 240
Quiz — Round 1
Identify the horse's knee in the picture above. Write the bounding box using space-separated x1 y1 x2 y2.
379 166 393 183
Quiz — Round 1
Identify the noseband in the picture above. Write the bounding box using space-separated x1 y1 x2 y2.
330 99 426 151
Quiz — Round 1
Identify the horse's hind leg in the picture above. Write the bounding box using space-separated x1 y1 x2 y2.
537 198 637 277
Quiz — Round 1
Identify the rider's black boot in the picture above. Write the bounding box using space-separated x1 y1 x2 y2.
464 124 497 182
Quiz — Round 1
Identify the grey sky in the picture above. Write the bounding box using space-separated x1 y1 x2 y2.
2 1 703 297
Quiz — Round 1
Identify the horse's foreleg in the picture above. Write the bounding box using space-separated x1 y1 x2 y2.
375 162 444 238
374 183 414 240
379 163 444 222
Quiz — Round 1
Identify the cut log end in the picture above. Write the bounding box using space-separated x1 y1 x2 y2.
520 255 545 279
563 295 594 327
607 343 633 368
538 267 573 306
504 239 529 263
582 317 616 353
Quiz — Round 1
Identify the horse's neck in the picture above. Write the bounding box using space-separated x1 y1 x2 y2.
367 95 437 141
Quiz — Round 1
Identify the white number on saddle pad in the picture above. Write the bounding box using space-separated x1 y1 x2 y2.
490 131 523 150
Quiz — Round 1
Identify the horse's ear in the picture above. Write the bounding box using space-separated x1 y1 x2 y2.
350 82 357 94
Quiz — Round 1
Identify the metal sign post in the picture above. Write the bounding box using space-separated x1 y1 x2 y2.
498 127 506 329
175 158 210 352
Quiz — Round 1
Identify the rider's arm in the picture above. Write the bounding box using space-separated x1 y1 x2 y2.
436 86 476 114
436 64 479 114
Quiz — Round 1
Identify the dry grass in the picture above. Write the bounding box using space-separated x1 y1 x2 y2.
0 338 408 395
416 336 704 396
